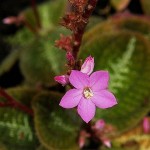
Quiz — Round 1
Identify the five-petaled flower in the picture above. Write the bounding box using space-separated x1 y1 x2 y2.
59 69 117 123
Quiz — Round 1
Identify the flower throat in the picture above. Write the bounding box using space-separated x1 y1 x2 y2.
83 87 93 99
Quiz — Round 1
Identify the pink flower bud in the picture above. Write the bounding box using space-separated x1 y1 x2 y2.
79 137 85 148
78 130 90 148
143 117 150 134
54 75 69 86
81 56 94 75
103 139 111 148
66 52 74 62
94 119 105 130
3 17 17 25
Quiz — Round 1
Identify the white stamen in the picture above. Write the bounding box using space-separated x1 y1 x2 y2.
83 87 93 99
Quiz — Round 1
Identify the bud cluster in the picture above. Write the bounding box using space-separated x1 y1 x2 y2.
55 0 89 54
61 12 87 32
55 34 73 51
55 0 98 76
69 0 88 13
78 120 115 148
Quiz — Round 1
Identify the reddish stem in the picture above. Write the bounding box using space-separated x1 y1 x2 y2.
72 0 98 59
31 0 41 28
0 88 33 116
22 19 38 34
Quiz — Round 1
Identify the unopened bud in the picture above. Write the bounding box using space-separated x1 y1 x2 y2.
143 117 150 134
79 137 85 148
103 139 111 148
88 4 93 10
3 17 17 25
66 52 74 62
81 56 94 75
94 119 105 130
54 75 69 86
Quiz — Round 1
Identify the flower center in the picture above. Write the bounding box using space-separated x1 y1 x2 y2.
83 87 93 99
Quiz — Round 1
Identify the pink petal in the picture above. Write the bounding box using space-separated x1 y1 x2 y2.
69 70 89 89
59 89 82 108
77 97 96 123
90 71 109 91
81 56 94 75
91 90 117 109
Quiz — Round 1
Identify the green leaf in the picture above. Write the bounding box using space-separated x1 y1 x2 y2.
83 15 150 44
39 0 66 31
110 0 130 11
6 0 68 86
8 0 67 47
0 143 7 150
36 145 48 150
86 16 103 31
0 49 20 76
23 0 67 32
0 87 39 150
80 31 150 134
110 15 150 38
19 27 70 85
7 28 34 48
32 91 81 150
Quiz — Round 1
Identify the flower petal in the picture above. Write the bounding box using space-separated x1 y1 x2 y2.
91 90 117 109
69 70 89 89
77 97 96 123
90 71 109 91
59 89 82 108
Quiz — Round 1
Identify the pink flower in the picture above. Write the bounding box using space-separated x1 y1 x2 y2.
81 56 94 75
59 70 117 123
54 75 69 86
143 117 150 134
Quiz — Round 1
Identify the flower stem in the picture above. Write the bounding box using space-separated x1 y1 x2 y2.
0 88 33 116
72 0 98 59
31 0 41 29
23 18 38 34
